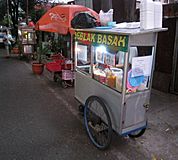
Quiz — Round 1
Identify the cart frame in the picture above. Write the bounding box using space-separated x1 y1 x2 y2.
46 59 74 88
74 28 167 148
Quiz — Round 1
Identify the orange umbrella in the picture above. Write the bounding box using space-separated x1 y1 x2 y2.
35 5 99 35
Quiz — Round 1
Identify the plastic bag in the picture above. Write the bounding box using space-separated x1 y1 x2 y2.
99 9 113 26
71 12 98 29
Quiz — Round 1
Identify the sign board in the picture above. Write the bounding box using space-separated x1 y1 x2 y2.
75 31 129 52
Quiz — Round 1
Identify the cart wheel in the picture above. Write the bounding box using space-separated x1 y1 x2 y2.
128 128 146 138
61 81 68 88
84 96 112 150
53 73 58 82
78 105 84 113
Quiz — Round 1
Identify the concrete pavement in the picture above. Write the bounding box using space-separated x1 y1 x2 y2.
0 49 178 160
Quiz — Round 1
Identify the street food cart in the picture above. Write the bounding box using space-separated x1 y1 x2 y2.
20 27 36 56
74 27 167 149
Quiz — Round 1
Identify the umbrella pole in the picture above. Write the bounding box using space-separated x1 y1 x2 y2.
70 33 75 73
70 33 73 60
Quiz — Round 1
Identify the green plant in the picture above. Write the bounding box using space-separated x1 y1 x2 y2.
36 43 49 63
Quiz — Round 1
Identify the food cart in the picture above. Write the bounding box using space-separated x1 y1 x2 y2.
74 27 167 149
19 27 36 57
46 56 74 88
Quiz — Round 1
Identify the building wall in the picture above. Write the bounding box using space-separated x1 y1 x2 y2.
113 0 136 22
93 0 112 13
75 0 93 9
153 18 175 92
93 0 136 22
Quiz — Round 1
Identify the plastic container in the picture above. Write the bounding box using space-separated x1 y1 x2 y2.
110 68 123 92
107 21 116 27
46 62 62 72
106 75 116 88
116 74 123 92
140 11 154 30
140 0 154 12
154 1 162 28
140 0 154 30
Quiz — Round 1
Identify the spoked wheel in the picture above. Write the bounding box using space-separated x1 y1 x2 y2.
84 96 112 150
78 105 84 113
61 81 68 88
53 72 62 84
128 128 146 138
53 73 58 82
61 80 74 88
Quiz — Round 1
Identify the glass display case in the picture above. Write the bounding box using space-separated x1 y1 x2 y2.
20 27 36 54
21 28 36 45
75 31 155 94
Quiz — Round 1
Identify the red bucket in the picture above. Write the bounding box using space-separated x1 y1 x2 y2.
46 62 62 72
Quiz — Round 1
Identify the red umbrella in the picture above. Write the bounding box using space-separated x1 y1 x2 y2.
35 5 99 35
28 21 35 27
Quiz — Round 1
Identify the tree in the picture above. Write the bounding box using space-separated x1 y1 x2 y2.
0 0 7 25
0 0 58 36
20 0 51 23
9 0 20 28
7 0 49 36
2 14 13 27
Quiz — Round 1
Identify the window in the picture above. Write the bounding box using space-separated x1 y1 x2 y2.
92 44 124 92
75 43 91 74
126 46 154 93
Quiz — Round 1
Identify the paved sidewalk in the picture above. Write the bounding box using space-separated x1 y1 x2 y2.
0 49 178 160
138 89 178 159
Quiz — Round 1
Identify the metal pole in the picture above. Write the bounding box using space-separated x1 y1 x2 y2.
7 0 10 28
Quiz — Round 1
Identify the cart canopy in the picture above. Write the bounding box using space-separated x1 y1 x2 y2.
35 5 99 35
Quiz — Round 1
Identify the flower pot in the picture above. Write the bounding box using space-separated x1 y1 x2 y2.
32 63 44 75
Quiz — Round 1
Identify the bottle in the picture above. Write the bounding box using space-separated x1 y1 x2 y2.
116 73 123 92
107 73 116 88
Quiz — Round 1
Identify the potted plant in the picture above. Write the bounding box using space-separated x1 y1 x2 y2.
32 43 49 75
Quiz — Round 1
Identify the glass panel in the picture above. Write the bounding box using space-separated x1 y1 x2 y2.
74 33 154 94
23 45 33 54
27 32 34 42
75 43 91 74
22 31 35 44
126 46 154 94
92 44 124 93
22 31 28 43
74 31 128 93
